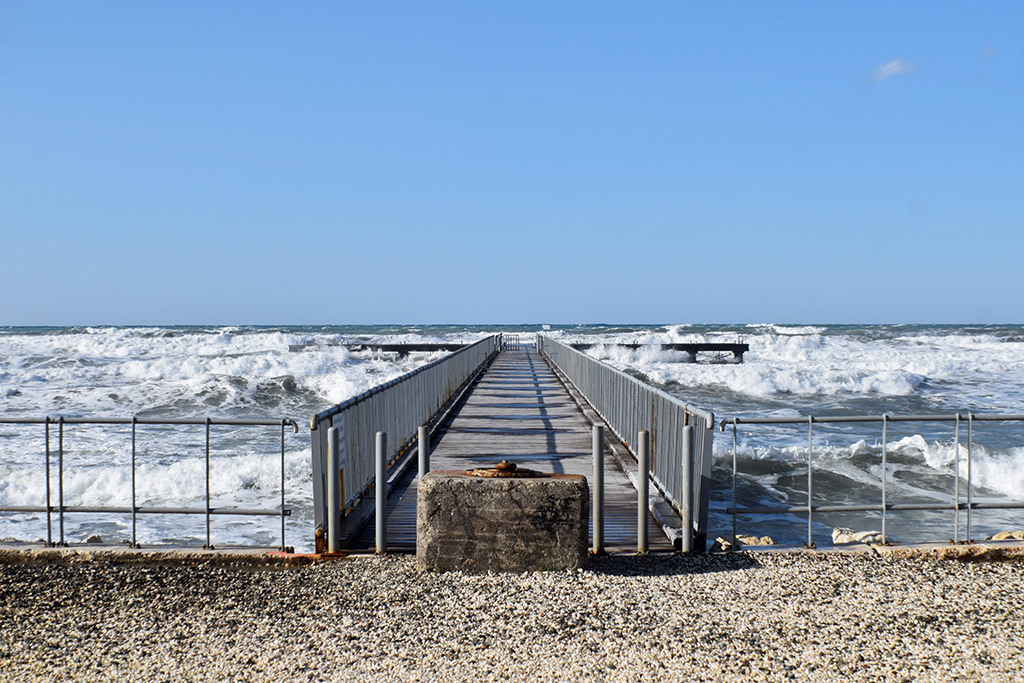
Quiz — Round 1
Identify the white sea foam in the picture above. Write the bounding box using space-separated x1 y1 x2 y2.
745 324 827 335
579 335 926 397
715 432 1024 502
0 327 484 418
558 326 1024 407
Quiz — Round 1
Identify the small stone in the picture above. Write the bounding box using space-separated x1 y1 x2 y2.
712 536 734 552
84 535 104 544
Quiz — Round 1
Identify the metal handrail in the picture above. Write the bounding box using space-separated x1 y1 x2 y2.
0 416 299 549
309 335 501 535
719 413 1024 547
538 335 715 545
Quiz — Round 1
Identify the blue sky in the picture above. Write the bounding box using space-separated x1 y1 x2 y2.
2 3 1022 325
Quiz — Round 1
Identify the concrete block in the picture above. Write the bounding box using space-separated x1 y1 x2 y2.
417 471 588 573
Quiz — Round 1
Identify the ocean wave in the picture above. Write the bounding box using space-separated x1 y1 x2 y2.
745 324 827 335
715 433 1024 500
575 326 1024 404
4 323 1024 548
0 327 458 417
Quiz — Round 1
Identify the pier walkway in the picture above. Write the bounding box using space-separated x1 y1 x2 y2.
350 347 672 552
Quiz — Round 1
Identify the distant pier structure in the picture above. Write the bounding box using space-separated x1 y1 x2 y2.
570 342 749 364
343 343 466 357
335 341 749 363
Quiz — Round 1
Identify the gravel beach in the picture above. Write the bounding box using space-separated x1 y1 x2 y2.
2 549 1023 682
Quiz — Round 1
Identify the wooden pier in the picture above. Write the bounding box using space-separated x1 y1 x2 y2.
351 347 673 552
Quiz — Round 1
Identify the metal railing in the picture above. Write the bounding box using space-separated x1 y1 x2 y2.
720 413 1024 547
502 334 522 351
538 336 715 545
0 416 299 549
309 335 501 535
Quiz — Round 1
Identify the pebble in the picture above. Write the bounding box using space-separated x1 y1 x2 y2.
1 551 1023 681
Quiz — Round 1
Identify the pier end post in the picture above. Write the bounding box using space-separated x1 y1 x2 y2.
375 431 387 554
592 424 605 555
637 430 650 554
327 426 342 554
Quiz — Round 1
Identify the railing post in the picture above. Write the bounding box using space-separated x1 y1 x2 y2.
44 418 52 547
954 414 961 543
806 417 814 549
592 424 604 555
375 431 387 554
58 417 65 546
967 414 974 543
681 425 694 554
327 426 342 553
637 430 650 554
280 421 287 551
131 416 138 549
205 417 212 549
418 425 429 481
881 414 888 544
731 422 738 544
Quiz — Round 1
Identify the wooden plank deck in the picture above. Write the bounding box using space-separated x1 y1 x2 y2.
352 347 674 553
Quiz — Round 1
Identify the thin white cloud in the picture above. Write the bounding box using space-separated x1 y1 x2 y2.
872 59 919 83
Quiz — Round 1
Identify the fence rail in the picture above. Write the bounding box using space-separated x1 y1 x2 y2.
309 335 501 537
538 336 715 546
0 416 299 549
720 413 1024 546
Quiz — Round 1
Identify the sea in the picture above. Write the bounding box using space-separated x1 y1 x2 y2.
2 324 1024 552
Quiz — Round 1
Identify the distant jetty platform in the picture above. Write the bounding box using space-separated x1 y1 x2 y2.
308 341 750 363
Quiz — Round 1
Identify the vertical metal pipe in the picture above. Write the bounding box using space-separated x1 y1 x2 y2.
954 414 961 543
375 431 387 554
280 422 286 551
592 424 604 555
327 426 341 554
131 417 138 548
58 417 65 546
205 418 212 549
637 430 649 554
681 425 694 554
967 414 974 543
881 414 888 544
418 425 429 481
806 417 813 548
45 418 52 547
731 422 738 543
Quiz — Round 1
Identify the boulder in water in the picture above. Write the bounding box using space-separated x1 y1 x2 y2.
988 530 1024 541
710 535 775 551
736 534 776 546
832 527 885 545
